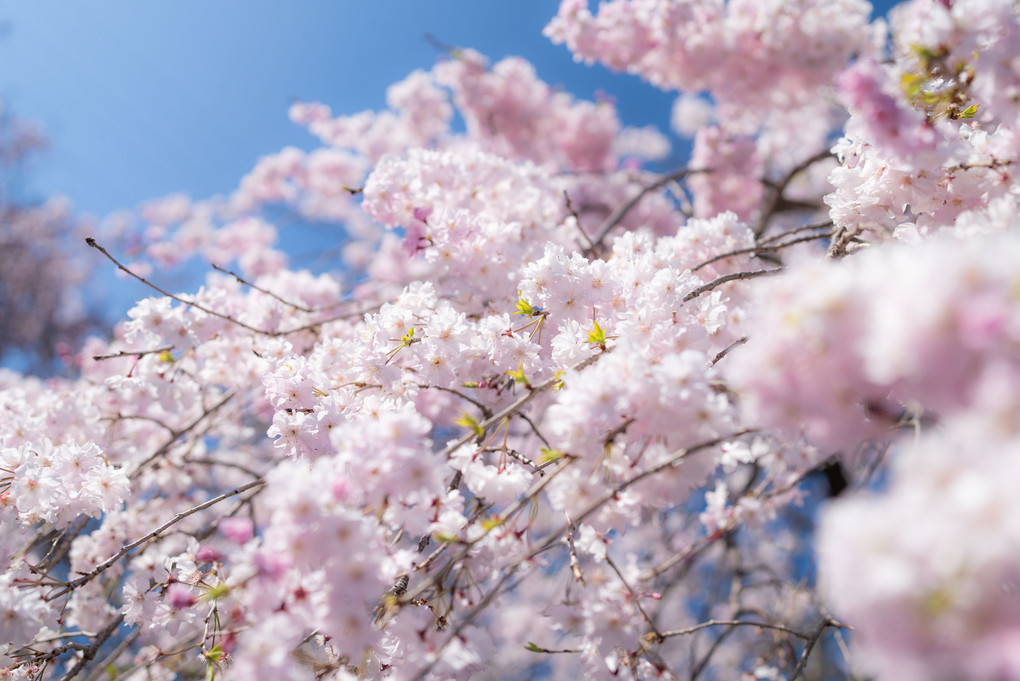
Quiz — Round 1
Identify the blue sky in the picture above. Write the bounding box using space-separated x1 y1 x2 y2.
0 2 677 219
2 1 899 221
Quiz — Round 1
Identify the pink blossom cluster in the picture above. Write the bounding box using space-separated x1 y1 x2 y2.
819 406 1020 681
3 1 1020 679
826 0 1020 242
733 228 1020 679
728 230 1020 453
545 0 875 123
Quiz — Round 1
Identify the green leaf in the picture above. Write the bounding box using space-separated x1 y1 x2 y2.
910 44 935 67
588 319 606 348
525 642 544 652
454 412 484 438
539 447 564 463
203 580 231 601
900 72 925 99
481 515 503 531
959 104 979 118
515 296 537 317
506 361 529 385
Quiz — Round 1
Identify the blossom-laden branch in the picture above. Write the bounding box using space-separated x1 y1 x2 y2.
585 166 706 254
86 237 364 337
51 479 265 599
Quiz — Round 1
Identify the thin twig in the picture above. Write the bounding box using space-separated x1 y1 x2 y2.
86 237 365 337
755 149 834 237
563 190 596 251
757 220 834 246
86 238 276 336
683 269 782 303
52 480 265 598
92 346 174 362
181 456 265 479
524 644 581 654
34 516 91 573
435 354 602 461
788 619 833 681
587 167 705 253
131 391 237 477
606 554 663 642
659 619 811 640
641 530 729 581
416 383 493 419
516 411 552 450
692 231 830 273
59 613 126 681
211 262 316 312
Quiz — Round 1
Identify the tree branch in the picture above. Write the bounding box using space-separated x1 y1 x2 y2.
52 480 265 599
586 167 704 254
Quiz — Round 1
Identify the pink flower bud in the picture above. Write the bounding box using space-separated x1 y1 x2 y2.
219 517 254 544
166 583 196 610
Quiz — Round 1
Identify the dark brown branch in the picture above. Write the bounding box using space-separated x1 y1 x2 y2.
789 619 834 681
481 446 543 476
586 167 705 253
562 190 596 251
52 480 265 599
755 149 834 237
211 262 316 312
692 229 831 273
59 613 125 681
131 390 237 478
711 337 748 367
87 237 367 337
683 269 782 303
91 345 174 362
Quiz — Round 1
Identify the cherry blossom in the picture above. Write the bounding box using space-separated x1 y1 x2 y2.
2 1 1020 679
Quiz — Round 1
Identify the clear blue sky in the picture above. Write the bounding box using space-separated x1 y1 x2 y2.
1 1 899 220
0 2 676 218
